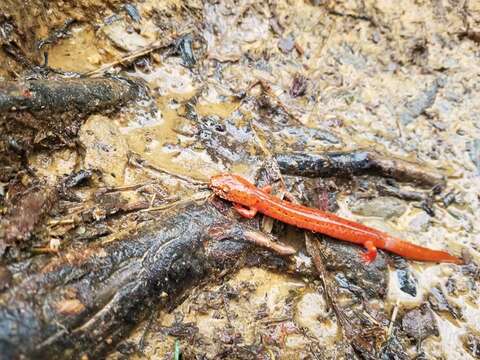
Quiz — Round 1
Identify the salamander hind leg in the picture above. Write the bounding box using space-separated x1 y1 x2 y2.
361 240 377 264
233 203 258 219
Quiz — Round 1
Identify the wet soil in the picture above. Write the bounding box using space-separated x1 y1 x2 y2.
1 0 479 359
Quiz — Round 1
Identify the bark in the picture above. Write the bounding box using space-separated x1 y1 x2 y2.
275 151 445 187
0 200 290 359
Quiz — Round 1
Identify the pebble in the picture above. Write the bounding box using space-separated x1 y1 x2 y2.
349 196 407 219
408 212 431 232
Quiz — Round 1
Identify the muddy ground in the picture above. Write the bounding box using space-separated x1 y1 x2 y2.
0 0 479 359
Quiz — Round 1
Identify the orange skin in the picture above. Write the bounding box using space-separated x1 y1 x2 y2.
209 174 463 264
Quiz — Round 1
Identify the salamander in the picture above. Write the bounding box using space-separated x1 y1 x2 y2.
209 174 462 264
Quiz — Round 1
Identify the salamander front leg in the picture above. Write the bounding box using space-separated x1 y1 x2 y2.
233 203 258 219
361 240 377 263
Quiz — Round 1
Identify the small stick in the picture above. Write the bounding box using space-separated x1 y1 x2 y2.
387 300 400 337
84 35 178 77
48 218 75 227
129 152 209 187
244 229 295 256
101 182 155 193
139 191 210 213
247 80 305 125
30 247 60 255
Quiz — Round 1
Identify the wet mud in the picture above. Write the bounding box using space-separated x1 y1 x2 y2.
0 0 479 359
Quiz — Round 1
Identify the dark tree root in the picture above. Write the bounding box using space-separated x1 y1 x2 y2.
0 200 294 360
0 76 145 181
0 77 143 113
0 76 145 249
275 150 445 187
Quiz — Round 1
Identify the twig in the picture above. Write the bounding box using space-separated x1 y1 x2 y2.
327 9 375 25
100 182 156 193
30 247 60 255
387 300 400 337
139 191 210 213
138 308 157 353
259 316 292 325
275 151 445 187
305 236 344 322
48 218 75 227
222 289 234 325
250 123 288 190
244 229 295 256
247 80 305 126
250 122 298 202
84 35 179 77
129 152 209 187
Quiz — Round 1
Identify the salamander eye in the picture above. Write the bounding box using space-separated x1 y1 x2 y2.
221 185 230 193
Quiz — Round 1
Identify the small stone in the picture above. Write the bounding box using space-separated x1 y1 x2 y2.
50 238 61 251
396 269 417 297
372 31 381 43
462 332 480 358
56 298 86 315
124 3 141 22
349 196 407 219
102 20 148 52
379 336 409 360
278 35 295 54
402 304 438 341
289 74 308 98
428 286 462 319
409 212 431 232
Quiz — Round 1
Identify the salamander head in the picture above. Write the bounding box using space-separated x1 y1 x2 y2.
209 174 258 207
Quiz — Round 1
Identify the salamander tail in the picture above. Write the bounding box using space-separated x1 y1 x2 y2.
383 237 463 264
